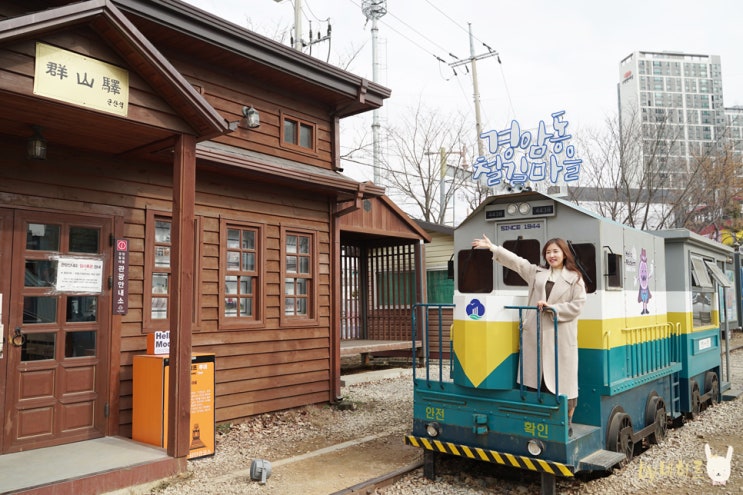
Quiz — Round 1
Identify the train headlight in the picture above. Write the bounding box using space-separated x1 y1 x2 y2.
507 203 518 215
518 203 530 215
527 439 544 456
425 422 441 437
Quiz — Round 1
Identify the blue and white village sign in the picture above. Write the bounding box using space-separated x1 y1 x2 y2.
471 110 583 188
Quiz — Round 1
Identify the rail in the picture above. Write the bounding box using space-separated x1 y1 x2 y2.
620 322 680 378
506 305 561 405
412 303 454 387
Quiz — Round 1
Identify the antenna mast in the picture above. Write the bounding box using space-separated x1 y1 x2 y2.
362 0 387 184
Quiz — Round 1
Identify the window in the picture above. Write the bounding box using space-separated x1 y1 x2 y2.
427 270 454 304
221 222 261 326
144 211 202 332
457 249 493 293
148 215 172 326
502 239 541 286
281 113 316 152
283 230 315 320
606 252 623 289
691 256 715 327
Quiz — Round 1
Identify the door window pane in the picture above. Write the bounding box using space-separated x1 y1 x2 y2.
23 296 57 324
25 260 57 287
26 223 60 251
69 227 100 253
66 295 97 322
65 331 96 357
22 332 56 361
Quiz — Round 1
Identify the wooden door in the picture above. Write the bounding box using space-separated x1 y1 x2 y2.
3 211 112 452
0 208 12 453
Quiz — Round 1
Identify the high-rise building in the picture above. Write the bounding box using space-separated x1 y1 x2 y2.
618 51 726 189
726 106 743 164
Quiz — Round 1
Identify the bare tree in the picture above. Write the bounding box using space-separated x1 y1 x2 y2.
378 102 480 225
570 105 743 232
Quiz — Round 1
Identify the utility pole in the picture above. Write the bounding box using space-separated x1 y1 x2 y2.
449 23 499 158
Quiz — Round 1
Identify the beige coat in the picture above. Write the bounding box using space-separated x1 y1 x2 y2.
491 245 586 399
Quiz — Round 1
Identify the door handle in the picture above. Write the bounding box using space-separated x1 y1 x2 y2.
11 327 25 347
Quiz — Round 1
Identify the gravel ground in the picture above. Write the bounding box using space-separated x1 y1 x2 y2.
122 334 743 495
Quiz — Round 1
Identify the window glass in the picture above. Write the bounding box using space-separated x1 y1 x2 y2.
26 223 60 251
69 227 99 253
22 332 55 361
284 232 312 317
607 252 623 288
299 123 313 148
65 331 96 357
223 225 259 320
501 239 540 287
25 260 57 287
284 119 297 144
23 296 57 324
458 249 493 293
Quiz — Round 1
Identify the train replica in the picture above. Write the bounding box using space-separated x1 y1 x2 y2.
405 190 739 494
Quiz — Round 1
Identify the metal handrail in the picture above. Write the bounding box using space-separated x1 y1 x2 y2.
505 305 560 405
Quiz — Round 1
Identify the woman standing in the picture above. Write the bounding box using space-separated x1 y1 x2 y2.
472 234 586 432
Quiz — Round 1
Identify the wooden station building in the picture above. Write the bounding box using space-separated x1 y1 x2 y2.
0 0 430 491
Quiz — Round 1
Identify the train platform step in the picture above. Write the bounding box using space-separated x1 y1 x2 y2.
578 449 627 471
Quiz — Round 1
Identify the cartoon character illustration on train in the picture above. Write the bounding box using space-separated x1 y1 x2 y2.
405 190 737 493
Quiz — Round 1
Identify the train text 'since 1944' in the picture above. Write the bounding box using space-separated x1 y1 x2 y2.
405 190 738 494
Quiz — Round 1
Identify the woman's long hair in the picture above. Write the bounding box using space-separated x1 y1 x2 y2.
542 238 582 280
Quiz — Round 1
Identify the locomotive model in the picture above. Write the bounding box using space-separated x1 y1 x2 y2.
405 190 737 494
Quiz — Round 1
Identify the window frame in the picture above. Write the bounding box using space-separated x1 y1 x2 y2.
219 219 264 330
144 211 173 332
280 110 318 154
143 210 202 333
280 226 318 325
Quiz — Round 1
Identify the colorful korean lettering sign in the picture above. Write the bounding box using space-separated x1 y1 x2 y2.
472 111 582 187
33 42 129 117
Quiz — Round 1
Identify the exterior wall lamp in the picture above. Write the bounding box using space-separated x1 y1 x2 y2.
242 106 260 128
27 125 47 160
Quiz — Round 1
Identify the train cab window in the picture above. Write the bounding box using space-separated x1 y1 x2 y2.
690 256 714 326
569 243 597 294
501 239 540 286
457 249 493 293
606 252 622 289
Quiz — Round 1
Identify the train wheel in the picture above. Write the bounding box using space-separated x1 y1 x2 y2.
645 393 667 445
704 371 720 408
688 381 702 420
607 409 634 467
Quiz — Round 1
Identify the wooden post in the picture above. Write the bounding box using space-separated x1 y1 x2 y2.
167 134 196 458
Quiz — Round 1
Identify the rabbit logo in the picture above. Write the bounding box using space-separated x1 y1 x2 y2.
705 443 733 486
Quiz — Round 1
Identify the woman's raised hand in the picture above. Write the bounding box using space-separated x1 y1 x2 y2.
472 234 494 250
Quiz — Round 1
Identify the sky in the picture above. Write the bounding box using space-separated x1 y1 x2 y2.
181 0 743 185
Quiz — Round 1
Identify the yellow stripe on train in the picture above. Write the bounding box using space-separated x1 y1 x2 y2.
404 435 575 477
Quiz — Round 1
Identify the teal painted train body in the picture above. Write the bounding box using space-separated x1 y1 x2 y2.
405 192 739 493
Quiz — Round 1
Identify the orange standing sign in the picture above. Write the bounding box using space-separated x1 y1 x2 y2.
132 353 215 459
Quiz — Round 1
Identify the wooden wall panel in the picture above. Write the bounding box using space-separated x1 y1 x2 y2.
0 135 336 432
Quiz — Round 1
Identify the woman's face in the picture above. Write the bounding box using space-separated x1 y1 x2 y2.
544 243 565 269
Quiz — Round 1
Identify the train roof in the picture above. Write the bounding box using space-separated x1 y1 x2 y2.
652 228 734 254
459 190 632 231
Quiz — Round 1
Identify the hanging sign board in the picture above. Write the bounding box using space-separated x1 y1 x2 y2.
33 42 129 116
114 239 130 315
